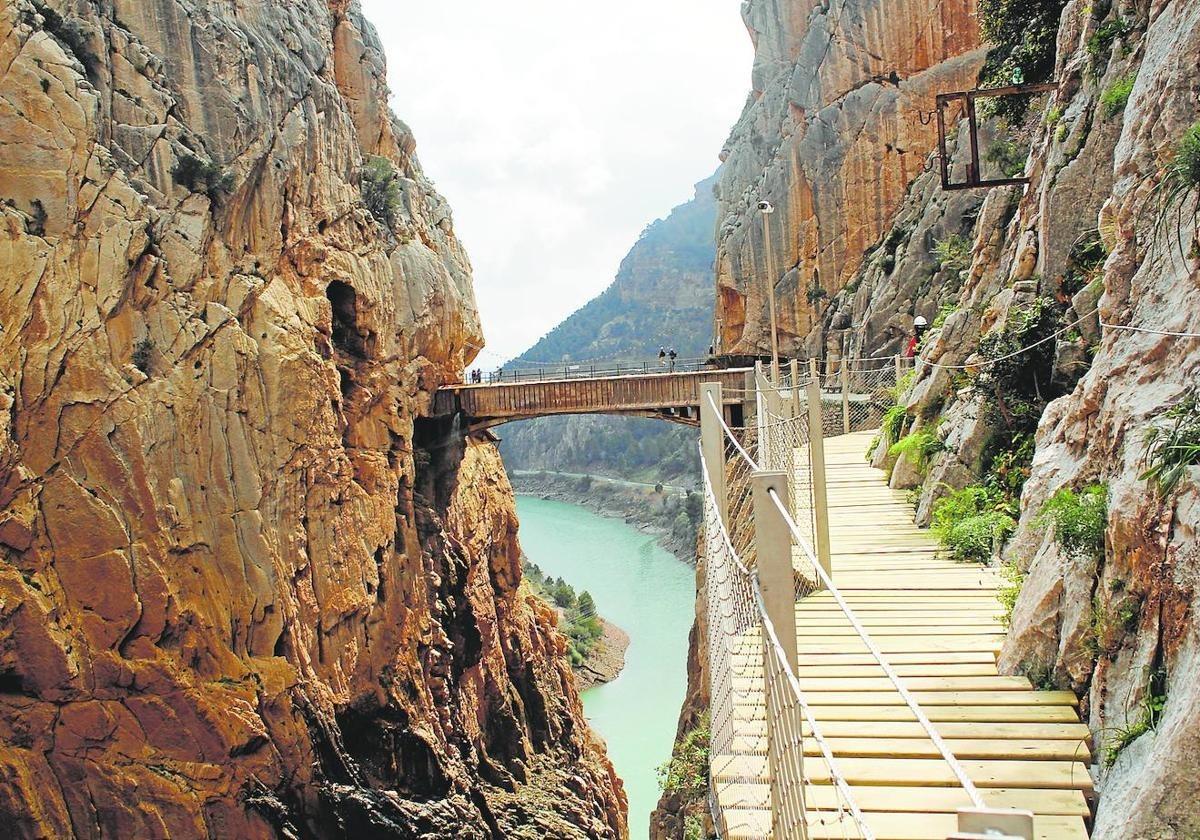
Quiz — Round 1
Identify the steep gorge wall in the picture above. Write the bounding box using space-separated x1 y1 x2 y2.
0 1 623 837
713 0 985 357
715 0 1200 835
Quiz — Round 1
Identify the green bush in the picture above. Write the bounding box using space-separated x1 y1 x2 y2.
881 404 908 449
932 486 1016 563
172 153 235 198
361 155 402 229
1104 669 1167 766
977 0 1068 120
658 716 710 801
1140 389 1200 496
523 562 605 662
131 337 154 375
933 234 972 278
1038 484 1107 559
1100 74 1136 119
985 137 1027 178
889 430 943 474
1086 17 1131 70
1151 120 1200 246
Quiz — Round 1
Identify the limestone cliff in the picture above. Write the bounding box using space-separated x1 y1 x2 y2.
713 0 985 357
714 0 1200 834
0 1 624 837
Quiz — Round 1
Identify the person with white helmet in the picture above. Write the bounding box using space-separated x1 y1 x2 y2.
905 315 930 358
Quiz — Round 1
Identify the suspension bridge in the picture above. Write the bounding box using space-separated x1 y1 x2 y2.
434 356 1094 838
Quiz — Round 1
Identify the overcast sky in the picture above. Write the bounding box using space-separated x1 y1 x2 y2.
360 1 753 367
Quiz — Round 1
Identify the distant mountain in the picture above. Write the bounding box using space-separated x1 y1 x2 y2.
499 174 718 485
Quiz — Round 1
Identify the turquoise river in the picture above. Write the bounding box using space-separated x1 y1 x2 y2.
515 496 696 838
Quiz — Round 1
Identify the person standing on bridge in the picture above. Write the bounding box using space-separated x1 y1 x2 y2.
668 347 677 372
659 346 667 368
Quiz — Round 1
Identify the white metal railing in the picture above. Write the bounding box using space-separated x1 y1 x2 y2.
698 357 1032 840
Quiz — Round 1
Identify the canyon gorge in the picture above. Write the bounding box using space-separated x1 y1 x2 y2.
0 1 623 837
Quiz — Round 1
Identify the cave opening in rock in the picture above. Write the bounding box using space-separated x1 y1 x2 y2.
326 280 367 358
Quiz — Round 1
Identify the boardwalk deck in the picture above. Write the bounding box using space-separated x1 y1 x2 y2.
713 430 1093 840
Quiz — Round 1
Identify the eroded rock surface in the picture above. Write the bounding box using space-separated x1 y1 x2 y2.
713 0 985 356
0 1 624 836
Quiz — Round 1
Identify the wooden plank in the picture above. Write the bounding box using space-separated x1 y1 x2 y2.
716 782 1090 816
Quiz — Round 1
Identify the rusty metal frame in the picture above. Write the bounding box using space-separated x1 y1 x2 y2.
935 82 1057 190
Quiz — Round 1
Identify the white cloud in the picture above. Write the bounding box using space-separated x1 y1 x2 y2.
360 0 753 366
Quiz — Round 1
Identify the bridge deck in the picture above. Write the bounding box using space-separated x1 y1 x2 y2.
434 367 752 430
714 430 1093 840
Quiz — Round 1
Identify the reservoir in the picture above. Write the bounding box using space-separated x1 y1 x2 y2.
515 496 696 839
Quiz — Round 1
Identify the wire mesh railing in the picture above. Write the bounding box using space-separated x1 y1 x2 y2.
698 354 999 840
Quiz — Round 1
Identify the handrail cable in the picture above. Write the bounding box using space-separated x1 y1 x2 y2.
1100 320 1200 339
916 307 1098 370
752 576 874 840
699 444 872 839
706 390 757 468
765 486 988 810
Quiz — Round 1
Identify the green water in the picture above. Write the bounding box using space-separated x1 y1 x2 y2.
515 496 696 839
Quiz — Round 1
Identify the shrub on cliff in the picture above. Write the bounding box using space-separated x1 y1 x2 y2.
657 715 710 802
1100 74 1136 119
932 485 1016 563
977 0 1068 119
361 155 402 229
1140 389 1200 496
172 153 235 200
1038 484 1107 559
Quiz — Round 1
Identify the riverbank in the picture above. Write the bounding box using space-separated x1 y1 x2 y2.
575 619 630 691
510 471 700 562
516 496 696 838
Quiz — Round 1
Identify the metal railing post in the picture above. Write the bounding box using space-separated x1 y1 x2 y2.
840 362 851 434
895 353 903 385
806 359 833 585
752 469 803 837
753 470 797 669
700 383 728 531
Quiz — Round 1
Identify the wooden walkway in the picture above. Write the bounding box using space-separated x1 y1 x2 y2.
714 430 1093 840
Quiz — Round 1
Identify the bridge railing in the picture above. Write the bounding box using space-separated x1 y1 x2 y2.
476 356 717 384
698 360 1031 840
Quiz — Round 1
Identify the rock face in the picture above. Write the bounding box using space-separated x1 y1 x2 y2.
713 0 985 357
715 0 1200 834
0 1 623 837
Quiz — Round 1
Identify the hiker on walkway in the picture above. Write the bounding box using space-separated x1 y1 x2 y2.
658 346 667 367
904 315 929 358
668 347 677 372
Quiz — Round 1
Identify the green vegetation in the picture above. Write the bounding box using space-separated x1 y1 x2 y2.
977 0 1068 120
806 281 829 305
889 430 943 475
986 137 1027 178
1104 669 1167 766
131 337 154 375
932 234 972 280
1088 586 1142 658
1140 389 1200 496
172 153 235 199
1086 16 1132 71
1060 229 1107 298
1038 484 1107 559
976 296 1063 437
1151 120 1200 247
524 562 604 665
1043 105 1063 128
361 155 402 229
657 715 710 802
1100 74 1136 119
931 485 1016 563
932 301 959 329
